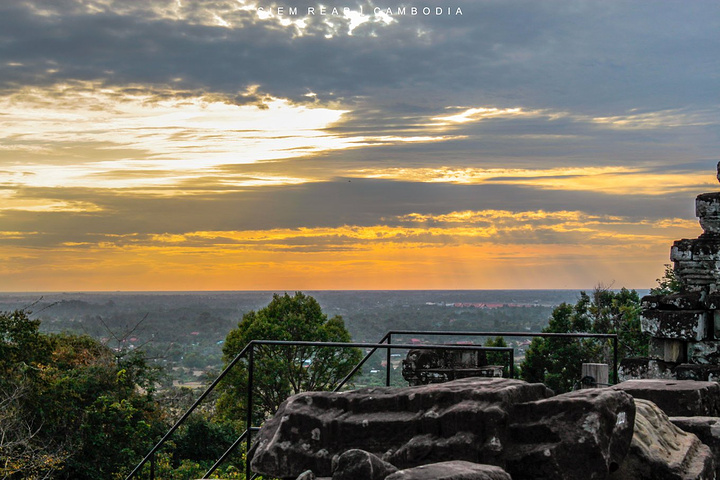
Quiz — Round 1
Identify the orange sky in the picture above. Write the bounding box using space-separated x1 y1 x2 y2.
1 1 719 291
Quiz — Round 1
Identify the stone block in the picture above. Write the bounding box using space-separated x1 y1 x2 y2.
250 378 634 480
700 307 720 335
697 192 720 215
249 377 553 478
673 266 717 288
385 461 511 480
675 364 708 381
649 338 686 363
706 365 720 382
610 399 715 480
618 358 676 382
674 259 720 271
670 416 720 479
505 388 635 480
640 310 707 341
642 292 704 311
697 193 720 235
613 379 720 417
705 294 720 309
332 449 398 480
675 235 720 259
684 281 713 292
688 341 720 364
671 240 694 261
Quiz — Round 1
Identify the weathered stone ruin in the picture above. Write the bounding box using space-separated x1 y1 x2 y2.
622 162 720 381
248 377 720 479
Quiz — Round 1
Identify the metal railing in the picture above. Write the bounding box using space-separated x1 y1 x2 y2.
127 330 617 479
126 338 513 480
383 330 619 383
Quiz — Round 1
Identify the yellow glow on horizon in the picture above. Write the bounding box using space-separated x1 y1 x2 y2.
352 166 714 195
519 172 713 195
12 207 699 253
0 236 680 291
0 201 699 291
354 166 633 182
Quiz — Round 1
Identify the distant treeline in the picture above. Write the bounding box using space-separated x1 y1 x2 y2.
0 290 587 380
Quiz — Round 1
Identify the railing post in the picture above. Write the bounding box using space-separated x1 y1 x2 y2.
386 333 392 387
613 335 618 384
509 350 514 378
246 343 254 480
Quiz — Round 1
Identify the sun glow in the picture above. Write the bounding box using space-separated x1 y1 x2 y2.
0 84 351 189
432 107 527 124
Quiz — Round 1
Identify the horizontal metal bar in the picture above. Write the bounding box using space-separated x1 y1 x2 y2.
251 339 513 351
387 330 617 339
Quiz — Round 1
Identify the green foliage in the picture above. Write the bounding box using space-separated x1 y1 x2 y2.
650 263 684 295
139 451 246 480
218 292 363 425
521 287 648 393
0 310 167 480
483 336 520 377
0 309 53 381
483 336 508 365
171 414 240 467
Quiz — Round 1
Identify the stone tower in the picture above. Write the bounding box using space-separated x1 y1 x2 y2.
627 162 720 380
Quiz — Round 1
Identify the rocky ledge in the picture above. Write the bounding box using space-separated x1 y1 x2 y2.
248 377 674 480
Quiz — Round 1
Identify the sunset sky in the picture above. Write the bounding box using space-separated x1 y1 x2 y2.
1 0 719 291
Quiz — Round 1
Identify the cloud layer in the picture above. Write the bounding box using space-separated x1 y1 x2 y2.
0 0 719 290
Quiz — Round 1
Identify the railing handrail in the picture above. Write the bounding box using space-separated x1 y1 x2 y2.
387 329 617 338
127 330 617 479
383 330 619 388
126 338 512 479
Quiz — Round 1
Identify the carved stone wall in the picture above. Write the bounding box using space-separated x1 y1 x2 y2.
626 163 720 381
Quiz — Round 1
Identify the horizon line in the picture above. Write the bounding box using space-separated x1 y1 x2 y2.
0 287 653 295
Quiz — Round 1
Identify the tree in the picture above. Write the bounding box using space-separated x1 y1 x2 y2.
521 287 648 393
0 310 167 480
650 264 683 295
0 376 68 479
483 336 520 377
0 310 53 384
0 310 65 479
218 292 362 425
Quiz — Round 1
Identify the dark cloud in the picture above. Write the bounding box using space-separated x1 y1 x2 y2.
1 0 718 115
0 0 717 271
